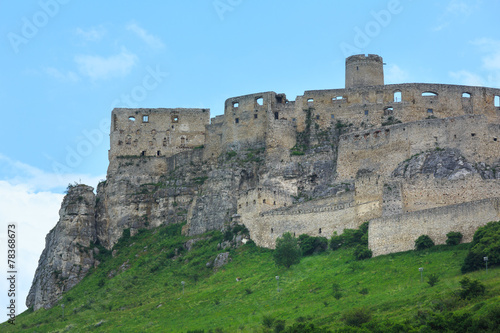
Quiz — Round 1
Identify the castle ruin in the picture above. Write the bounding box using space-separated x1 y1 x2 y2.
108 54 500 256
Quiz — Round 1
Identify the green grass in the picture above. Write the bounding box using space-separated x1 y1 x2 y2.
3 225 499 332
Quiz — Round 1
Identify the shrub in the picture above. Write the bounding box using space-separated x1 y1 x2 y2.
461 221 500 273
359 288 369 295
446 232 463 246
341 308 372 327
427 273 440 287
332 283 342 299
273 232 301 268
354 245 372 260
298 234 328 256
329 233 343 251
459 277 485 299
262 315 275 328
415 235 435 250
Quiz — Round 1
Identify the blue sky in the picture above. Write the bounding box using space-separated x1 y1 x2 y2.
1 0 499 315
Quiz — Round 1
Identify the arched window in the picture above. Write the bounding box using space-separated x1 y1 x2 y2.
128 116 135 122
462 92 471 98
256 97 263 106
422 91 438 97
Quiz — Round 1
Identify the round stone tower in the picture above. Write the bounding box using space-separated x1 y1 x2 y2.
345 54 384 89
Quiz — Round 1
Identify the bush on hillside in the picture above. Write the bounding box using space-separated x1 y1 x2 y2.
446 231 463 246
459 277 485 300
415 235 435 251
273 232 301 268
461 221 500 273
353 245 372 260
298 234 328 256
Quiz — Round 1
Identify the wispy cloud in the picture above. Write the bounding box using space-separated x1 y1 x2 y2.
74 48 138 80
43 67 80 83
0 154 104 192
385 64 410 84
433 0 479 31
126 22 165 50
76 26 106 42
449 38 500 87
449 70 484 86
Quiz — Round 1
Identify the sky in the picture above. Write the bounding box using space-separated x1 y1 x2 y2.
1 0 500 316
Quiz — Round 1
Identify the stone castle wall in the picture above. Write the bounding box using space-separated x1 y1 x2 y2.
109 108 209 160
369 197 500 256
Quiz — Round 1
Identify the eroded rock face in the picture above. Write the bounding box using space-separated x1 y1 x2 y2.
26 185 96 310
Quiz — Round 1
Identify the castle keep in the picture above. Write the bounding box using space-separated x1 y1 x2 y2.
27 55 500 310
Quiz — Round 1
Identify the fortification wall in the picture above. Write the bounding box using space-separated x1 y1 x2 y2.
369 198 500 256
402 176 500 213
246 191 358 248
295 83 500 133
336 115 500 181
221 92 272 151
109 108 209 159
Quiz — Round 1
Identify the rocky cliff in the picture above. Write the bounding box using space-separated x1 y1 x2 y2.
26 185 97 311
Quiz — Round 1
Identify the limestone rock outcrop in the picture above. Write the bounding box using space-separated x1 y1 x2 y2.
26 185 97 310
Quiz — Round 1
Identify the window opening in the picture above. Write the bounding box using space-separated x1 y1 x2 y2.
364 110 369 116
256 97 263 106
394 91 402 102
422 91 438 97
128 116 135 122
495 96 500 107
233 102 239 108
427 109 433 114
274 112 279 120
462 92 471 98
235 118 239 124
143 115 149 122
254 114 258 119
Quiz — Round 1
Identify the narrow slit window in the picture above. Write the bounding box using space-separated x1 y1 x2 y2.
364 110 369 116
235 118 239 124
274 112 279 120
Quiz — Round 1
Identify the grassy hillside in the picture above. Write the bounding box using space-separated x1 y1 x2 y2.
3 223 499 332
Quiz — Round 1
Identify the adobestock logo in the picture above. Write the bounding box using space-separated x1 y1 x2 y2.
213 0 243 21
340 0 405 57
7 0 71 54
51 65 167 179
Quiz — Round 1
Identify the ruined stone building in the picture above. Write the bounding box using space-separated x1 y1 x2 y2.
28 54 500 310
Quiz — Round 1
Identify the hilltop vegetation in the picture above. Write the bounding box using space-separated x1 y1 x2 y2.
3 223 500 332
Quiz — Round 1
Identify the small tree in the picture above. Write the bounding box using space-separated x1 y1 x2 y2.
354 245 372 260
427 273 440 287
330 232 343 250
446 232 463 246
459 277 485 299
415 235 435 251
273 232 301 268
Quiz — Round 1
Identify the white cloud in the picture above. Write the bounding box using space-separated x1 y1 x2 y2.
126 22 165 50
450 38 500 87
385 64 410 84
76 26 106 42
0 155 105 314
449 70 485 86
433 0 479 31
75 48 138 80
43 67 80 83
0 181 64 314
